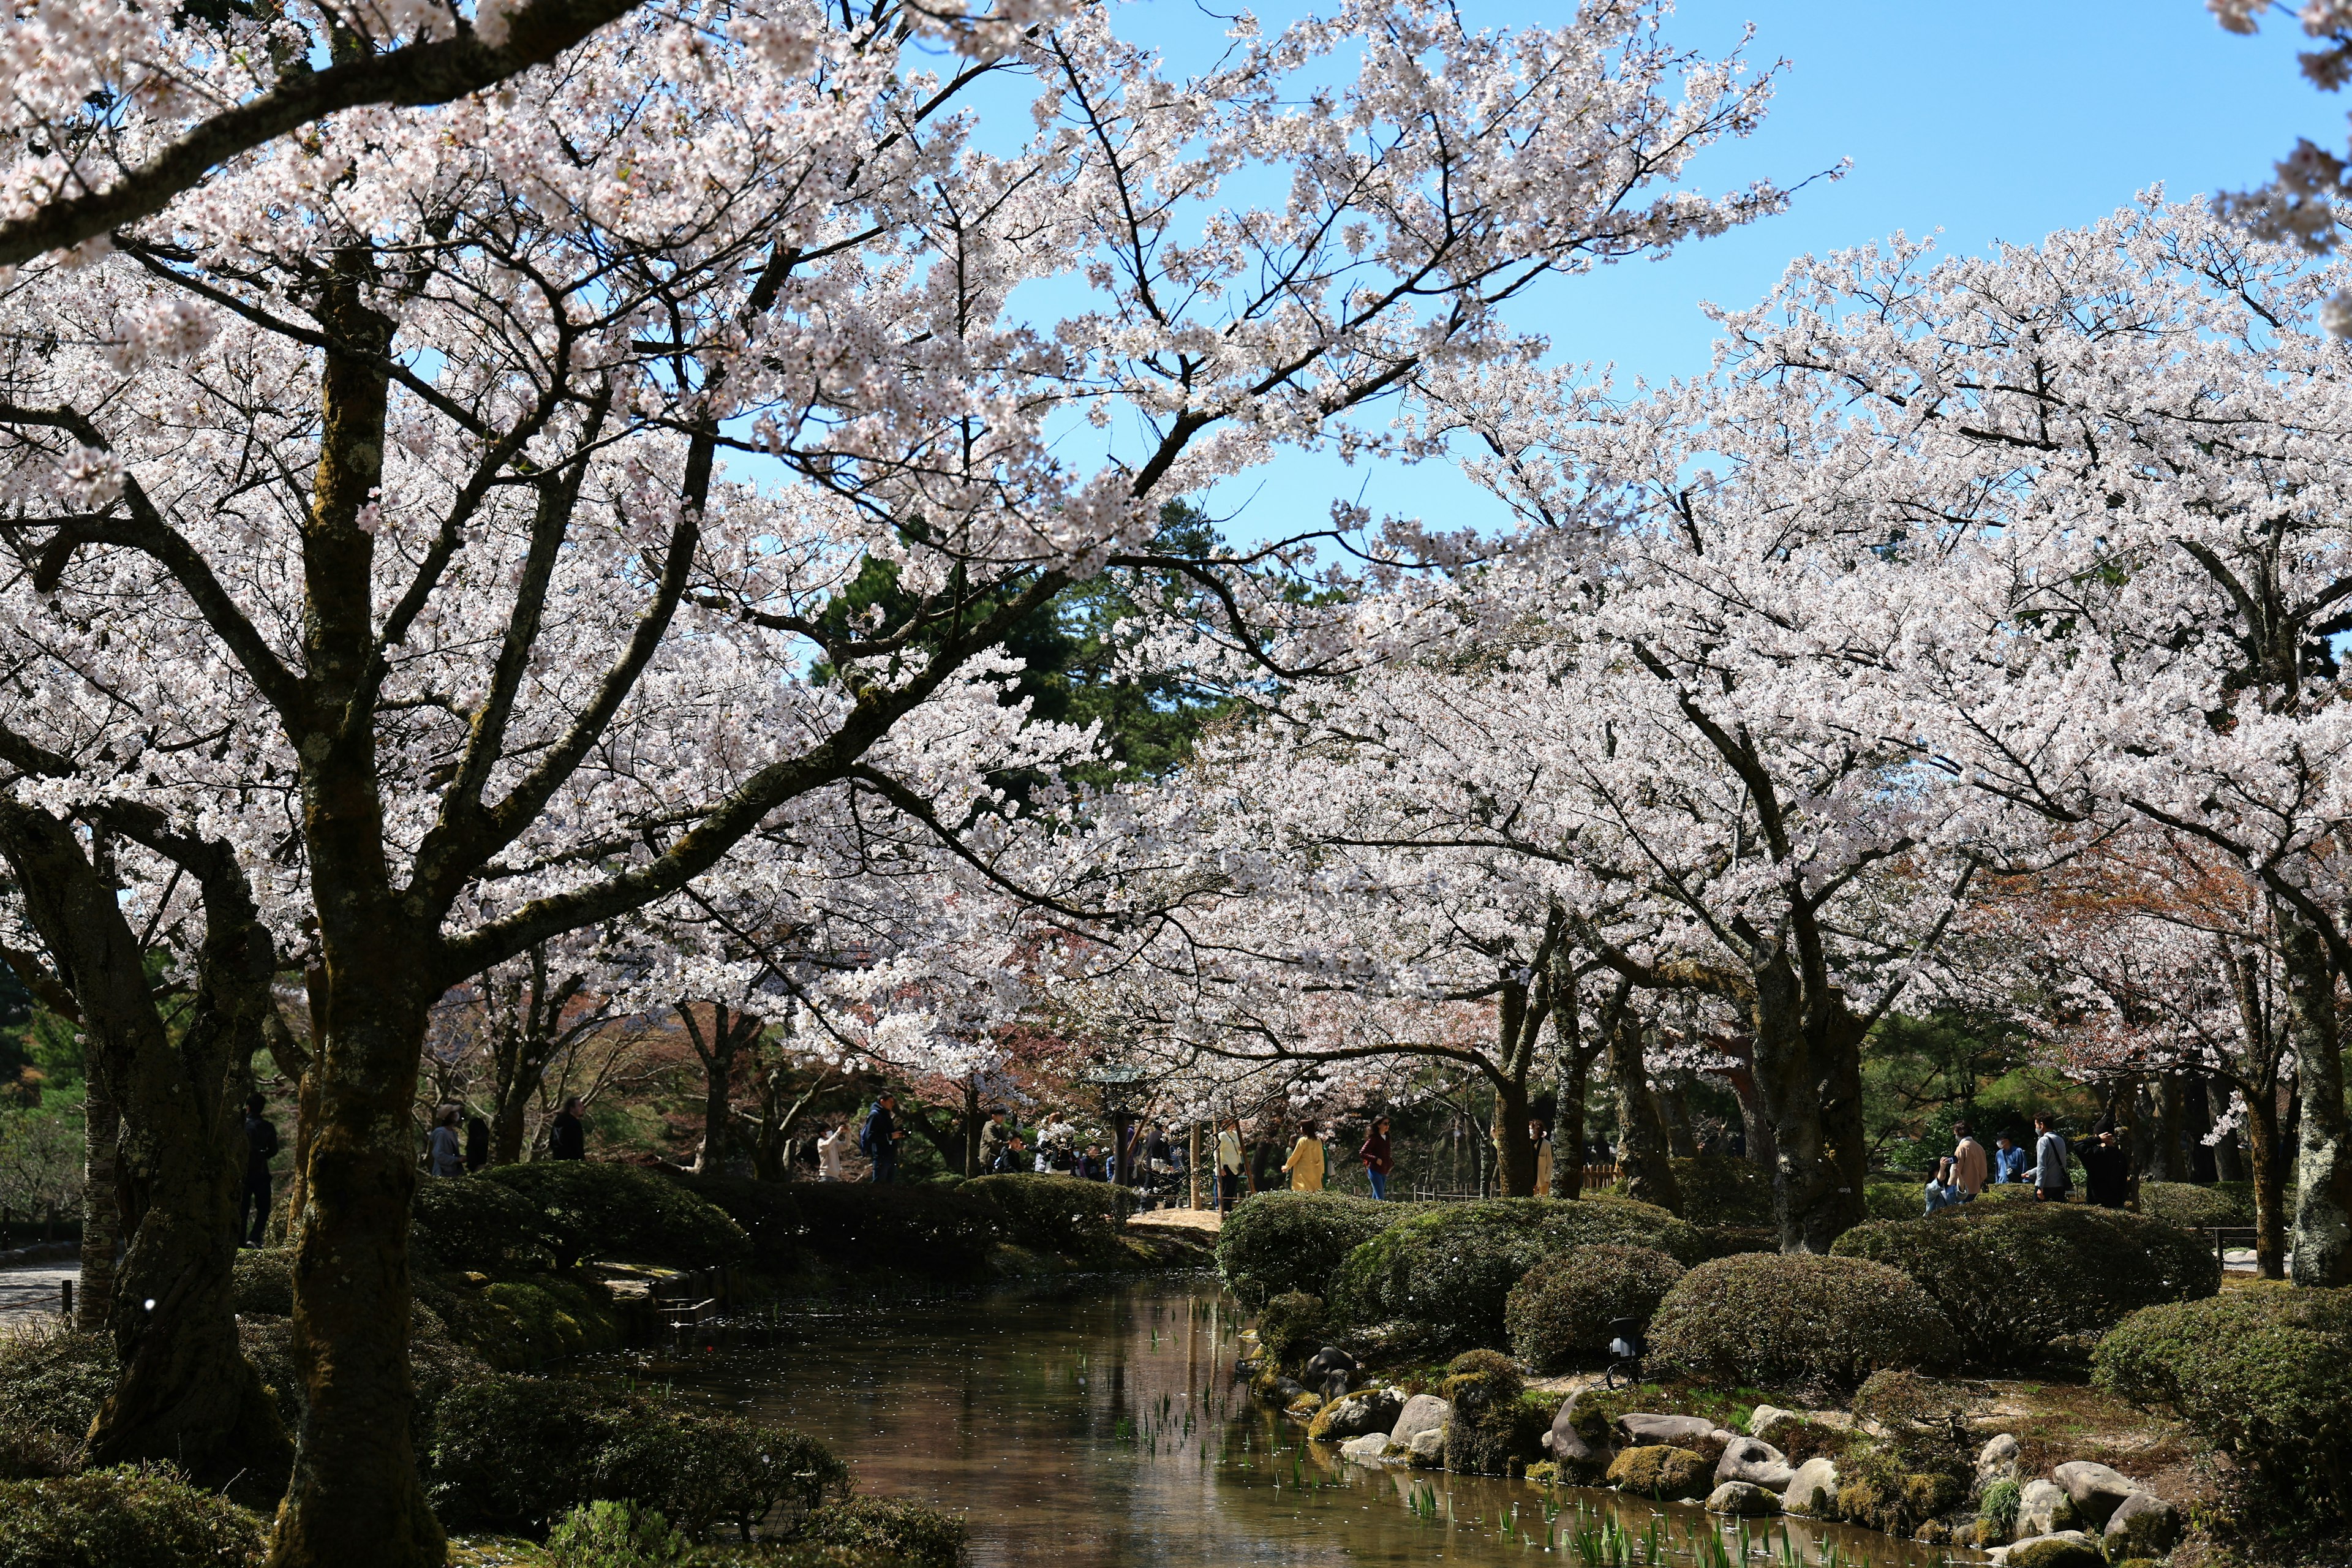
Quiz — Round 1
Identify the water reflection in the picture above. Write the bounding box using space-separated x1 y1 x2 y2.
584 1276 1981 1568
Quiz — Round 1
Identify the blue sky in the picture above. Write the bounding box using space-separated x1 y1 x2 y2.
1099 0 2335 548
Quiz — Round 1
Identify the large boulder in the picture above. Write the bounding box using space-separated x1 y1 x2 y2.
1605 1446 1712 1501
1308 1388 1402 1442
1999 1532 2103 1568
1705 1481 1782 1516
1302 1344 1359 1399
1746 1405 1797 1439
1714 1436 1794 1490
1390 1393 1452 1450
1406 1424 1448 1466
1618 1413 1718 1447
2015 1479 2080 1538
2049 1461 2139 1526
1782 1458 1840 1517
1544 1393 1604 1466
1339 1433 1392 1464
2102 1491 2179 1557
1975 1433 2021 1488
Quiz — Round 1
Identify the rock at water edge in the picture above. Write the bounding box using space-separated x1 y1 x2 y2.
2015 1479 2079 1539
2103 1491 2178 1556
2050 1461 2139 1526
1605 1446 1712 1501
1705 1482 1782 1517
1339 1433 1391 1464
1975 1433 2021 1488
1391 1393 1452 1450
1782 1458 1839 1517
1716 1436 1793 1490
1618 1413 1717 1448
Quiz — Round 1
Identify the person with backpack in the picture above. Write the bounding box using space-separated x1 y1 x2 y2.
2032 1112 2071 1203
240 1093 279 1248
862 1091 904 1183
548 1095 587 1161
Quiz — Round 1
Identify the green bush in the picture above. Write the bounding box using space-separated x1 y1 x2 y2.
1621 1157 1774 1227
793 1497 965 1568
1848 1370 1969 1473
1254 1291 1329 1370
415 1270 623 1370
685 1177 1000 1276
424 1372 845 1537
484 1163 750 1269
2094 1285 2352 1517
1440 1349 1525 1476
1978 1479 2021 1539
1504 1245 1686 1373
1331 1197 1694 1355
1863 1182 1924 1222
412 1174 559 1272
1645 1254 1957 1390
1215 1191 1414 1310
961 1174 1136 1252
0 1326 115 1479
2137 1181 2254 1229
548 1500 690 1568
0 1464 265 1567
230 1248 295 1318
1830 1205 2218 1370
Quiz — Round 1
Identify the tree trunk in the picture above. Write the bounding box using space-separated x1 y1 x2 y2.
1492 1074 1537 1197
1811 998 1871 1243
1549 1000 1586 1199
1657 1072 1698 1158
2185 1076 2220 1183
1747 964 1867 1254
2244 1086 2289 1280
964 1078 982 1178
2279 916 2352 1284
77 1067 118 1333
1608 1008 1680 1214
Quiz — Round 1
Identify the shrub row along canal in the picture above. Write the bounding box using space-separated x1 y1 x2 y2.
582 1278 1980 1568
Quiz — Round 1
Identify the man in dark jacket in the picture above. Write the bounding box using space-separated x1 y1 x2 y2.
2081 1126 2130 1208
862 1093 903 1183
241 1093 279 1248
548 1096 587 1161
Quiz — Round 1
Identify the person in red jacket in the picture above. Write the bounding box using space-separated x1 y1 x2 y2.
1359 1115 1395 1200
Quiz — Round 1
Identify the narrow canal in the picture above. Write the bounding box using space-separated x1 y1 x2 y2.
586 1276 1982 1568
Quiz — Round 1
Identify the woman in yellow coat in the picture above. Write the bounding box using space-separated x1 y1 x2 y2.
1284 1121 1326 1191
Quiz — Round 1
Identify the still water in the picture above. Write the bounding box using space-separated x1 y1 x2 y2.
591 1276 1980 1568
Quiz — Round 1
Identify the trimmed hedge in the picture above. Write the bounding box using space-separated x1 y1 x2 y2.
1645 1253 1957 1389
1504 1245 1686 1373
0 1464 264 1567
1623 1157 1774 1227
1215 1192 1414 1310
412 1175 559 1272
795 1496 967 1568
2137 1181 2254 1230
960 1174 1137 1252
0 1329 115 1480
1331 1197 1694 1355
1255 1291 1329 1369
483 1163 750 1269
230 1248 296 1318
2094 1285 2352 1518
1830 1205 2217 1369
415 1270 623 1370
685 1176 1000 1276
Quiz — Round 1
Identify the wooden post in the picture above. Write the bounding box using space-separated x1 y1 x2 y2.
1189 1123 1202 1210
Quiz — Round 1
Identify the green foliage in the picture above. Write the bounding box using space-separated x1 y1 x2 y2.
2138 1181 2255 1229
1977 1480 2021 1539
483 1164 750 1270
0 1326 115 1479
1330 1197 1694 1355
413 1175 559 1272
417 1271 623 1370
793 1498 965 1568
1861 1182 1924 1222
1830 1204 2218 1369
1214 1191 1412 1310
1834 1448 1964 1536
424 1372 845 1539
1645 1253 1958 1390
1439 1349 1525 1476
1504 1244 1686 1373
1847 1370 1968 1473
959 1174 1137 1252
2094 1284 2352 1518
548 1501 690 1568
684 1176 1001 1276
231 1247 295 1318
0 1106 83 1216
1254 1291 1329 1370
0 1463 265 1567
1628 1157 1773 1227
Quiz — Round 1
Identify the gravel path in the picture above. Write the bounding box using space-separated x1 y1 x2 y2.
0 1263 75 1324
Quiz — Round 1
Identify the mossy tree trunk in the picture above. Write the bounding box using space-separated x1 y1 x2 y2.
2278 918 2352 1286
1603 979 1680 1215
1547 965 1604 1199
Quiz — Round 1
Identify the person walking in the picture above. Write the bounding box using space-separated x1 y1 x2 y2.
2032 1114 2071 1203
2081 1126 2130 1208
818 1118 856 1180
1951 1121 1989 1196
1283 1120 1326 1191
862 1091 904 1183
1531 1118 1555 1195
1216 1119 1245 1211
1992 1131 2027 1185
1357 1116 1394 1200
978 1106 1011 1174
464 1114 490 1173
549 1095 587 1161
239 1093 279 1248
428 1105 465 1178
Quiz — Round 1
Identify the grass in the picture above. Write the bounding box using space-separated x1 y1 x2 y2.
447 1539 554 1567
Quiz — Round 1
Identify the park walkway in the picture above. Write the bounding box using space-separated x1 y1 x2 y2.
0 1262 74 1325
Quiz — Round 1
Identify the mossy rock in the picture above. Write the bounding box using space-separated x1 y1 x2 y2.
1440 1349 1525 1476
1604 1446 1711 1500
418 1271 621 1370
2006 1536 2103 1568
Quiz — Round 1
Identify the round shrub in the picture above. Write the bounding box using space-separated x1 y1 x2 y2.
230 1248 295 1318
1645 1254 1957 1390
962 1173 1137 1253
1215 1191 1412 1310
686 1176 1000 1276
0 1464 265 1567
411 1174 557 1272
1505 1245 1686 1373
1330 1197 1694 1354
794 1496 966 1568
1441 1349 1526 1475
1830 1205 2218 1369
548 1500 688 1568
484 1163 750 1268
1254 1291 1329 1370
0 1328 116 1479
2093 1285 2352 1518
2137 1181 2253 1230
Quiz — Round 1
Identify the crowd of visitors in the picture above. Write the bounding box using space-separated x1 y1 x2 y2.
1917 1112 2138 1215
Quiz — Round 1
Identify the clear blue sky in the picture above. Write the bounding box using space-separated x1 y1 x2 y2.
1107 0 2334 548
